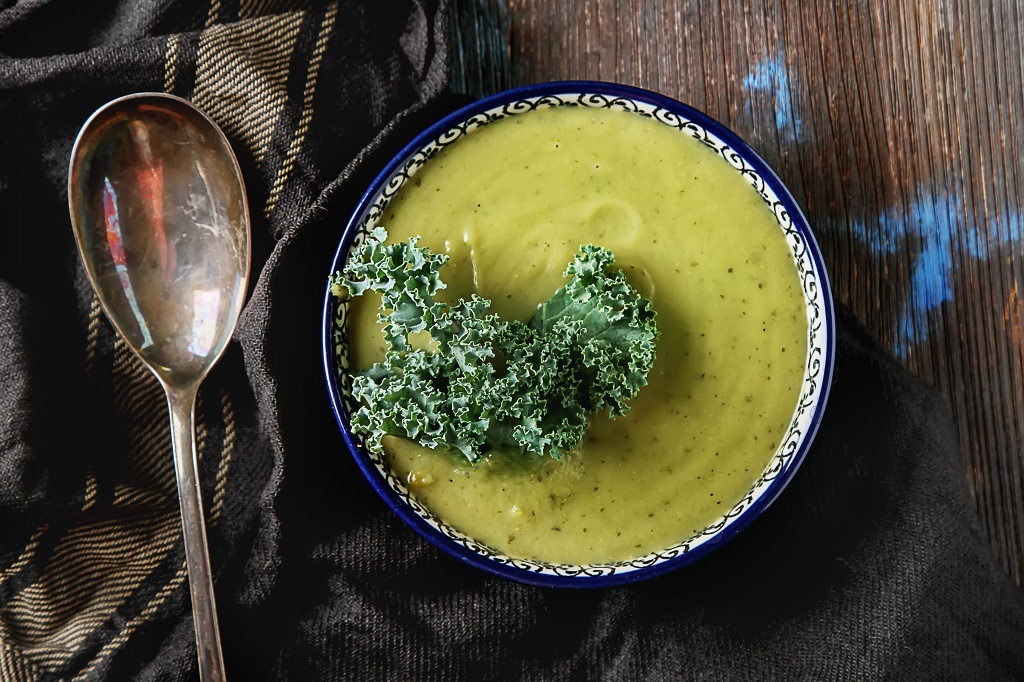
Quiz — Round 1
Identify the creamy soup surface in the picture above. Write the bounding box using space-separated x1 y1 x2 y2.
347 104 807 565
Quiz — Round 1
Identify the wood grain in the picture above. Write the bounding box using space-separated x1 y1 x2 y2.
451 0 1024 585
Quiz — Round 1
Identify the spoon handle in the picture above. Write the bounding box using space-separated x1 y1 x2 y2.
167 386 227 682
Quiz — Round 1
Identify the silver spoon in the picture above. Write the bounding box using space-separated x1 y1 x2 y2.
68 92 249 682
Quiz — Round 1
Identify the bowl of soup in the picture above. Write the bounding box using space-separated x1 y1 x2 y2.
322 81 835 587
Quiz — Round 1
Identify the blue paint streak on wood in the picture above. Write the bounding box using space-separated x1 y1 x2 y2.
742 53 804 144
846 188 1021 356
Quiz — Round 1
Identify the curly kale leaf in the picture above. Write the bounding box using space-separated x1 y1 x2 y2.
482 319 590 458
332 228 659 463
531 245 659 417
329 226 449 351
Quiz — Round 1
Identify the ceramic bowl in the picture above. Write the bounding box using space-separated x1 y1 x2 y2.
322 81 835 587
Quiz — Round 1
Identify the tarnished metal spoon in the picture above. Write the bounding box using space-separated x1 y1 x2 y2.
68 93 249 682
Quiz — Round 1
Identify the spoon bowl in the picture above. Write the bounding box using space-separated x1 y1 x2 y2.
68 92 250 681
69 93 249 388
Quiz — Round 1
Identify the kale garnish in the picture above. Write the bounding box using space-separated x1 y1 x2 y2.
329 227 659 463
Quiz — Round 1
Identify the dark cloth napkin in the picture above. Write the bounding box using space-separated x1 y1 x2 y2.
1 0 1022 679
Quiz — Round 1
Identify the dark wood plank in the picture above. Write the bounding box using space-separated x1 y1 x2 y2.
450 0 1024 586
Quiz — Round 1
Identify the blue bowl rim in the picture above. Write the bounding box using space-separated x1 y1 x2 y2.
321 79 836 589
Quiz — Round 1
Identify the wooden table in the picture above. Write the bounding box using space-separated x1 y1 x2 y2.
450 0 1024 586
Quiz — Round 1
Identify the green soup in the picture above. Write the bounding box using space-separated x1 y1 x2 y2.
347 104 807 565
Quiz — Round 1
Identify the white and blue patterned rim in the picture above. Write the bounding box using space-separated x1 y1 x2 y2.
322 81 836 588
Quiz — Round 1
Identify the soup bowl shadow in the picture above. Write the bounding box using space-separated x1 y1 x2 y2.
321 81 835 588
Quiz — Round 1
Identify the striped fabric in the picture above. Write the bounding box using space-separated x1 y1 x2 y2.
0 0 448 677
